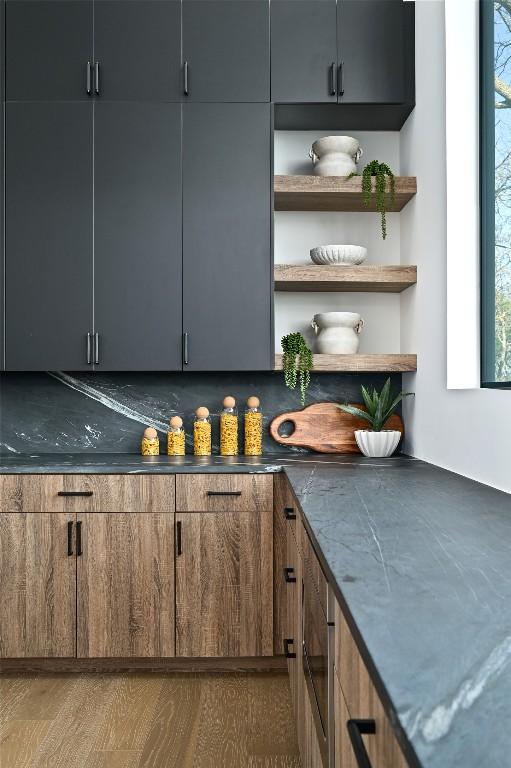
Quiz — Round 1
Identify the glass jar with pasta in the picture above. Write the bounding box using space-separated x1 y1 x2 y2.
167 416 186 456
244 396 263 456
220 396 238 456
194 407 212 456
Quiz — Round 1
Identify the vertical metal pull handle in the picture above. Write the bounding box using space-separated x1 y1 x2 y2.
338 62 345 97
347 720 376 768
176 520 182 556
94 61 100 95
86 61 92 95
284 507 296 520
183 61 189 96
329 62 336 96
76 521 83 557
283 638 296 658
183 332 189 365
284 567 296 583
94 333 99 365
67 521 74 556
86 332 92 364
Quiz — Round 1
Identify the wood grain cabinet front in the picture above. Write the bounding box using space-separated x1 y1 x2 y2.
176 474 273 513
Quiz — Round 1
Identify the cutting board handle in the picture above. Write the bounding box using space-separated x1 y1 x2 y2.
269 413 296 443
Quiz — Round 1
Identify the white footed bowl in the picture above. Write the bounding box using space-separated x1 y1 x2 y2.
355 430 401 458
310 245 367 266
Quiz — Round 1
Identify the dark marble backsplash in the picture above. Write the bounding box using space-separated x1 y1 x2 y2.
0 371 401 455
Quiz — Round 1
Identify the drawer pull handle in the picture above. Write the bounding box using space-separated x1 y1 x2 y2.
206 491 242 497
67 521 74 556
347 719 376 768
76 521 83 557
176 520 182 556
58 491 93 497
284 507 296 520
284 567 296 583
283 638 296 658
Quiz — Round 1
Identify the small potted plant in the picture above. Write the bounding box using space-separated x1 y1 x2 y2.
337 378 413 457
349 160 396 240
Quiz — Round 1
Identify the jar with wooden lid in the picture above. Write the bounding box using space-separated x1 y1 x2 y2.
167 416 186 456
141 427 160 456
244 396 263 456
220 396 238 456
194 407 212 456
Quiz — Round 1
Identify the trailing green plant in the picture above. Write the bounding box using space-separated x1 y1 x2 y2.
336 378 413 432
281 332 314 406
349 160 395 240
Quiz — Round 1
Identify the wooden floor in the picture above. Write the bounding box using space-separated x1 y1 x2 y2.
0 671 301 768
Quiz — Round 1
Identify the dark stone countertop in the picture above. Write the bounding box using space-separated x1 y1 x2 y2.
1 452 510 768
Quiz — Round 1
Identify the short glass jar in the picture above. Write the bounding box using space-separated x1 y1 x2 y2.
167 416 185 456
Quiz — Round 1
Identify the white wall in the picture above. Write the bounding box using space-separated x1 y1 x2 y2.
400 0 511 494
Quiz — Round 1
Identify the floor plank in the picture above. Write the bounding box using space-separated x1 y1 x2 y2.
0 677 36 725
8 676 74 721
84 750 142 768
0 719 51 768
247 673 300 759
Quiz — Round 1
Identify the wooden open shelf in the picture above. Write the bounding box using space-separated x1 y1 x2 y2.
274 353 417 373
274 264 417 293
274 175 417 212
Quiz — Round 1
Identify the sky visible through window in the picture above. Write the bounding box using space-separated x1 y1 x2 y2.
493 2 511 382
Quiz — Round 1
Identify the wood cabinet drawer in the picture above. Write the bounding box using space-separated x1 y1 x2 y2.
0 475 175 513
176 474 273 512
301 520 328 614
334 600 408 768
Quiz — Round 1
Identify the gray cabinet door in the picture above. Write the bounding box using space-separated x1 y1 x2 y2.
182 0 270 102
183 103 272 371
5 103 93 370
337 0 405 104
94 103 182 371
271 0 338 104
0 1 4 370
6 0 93 100
94 0 182 101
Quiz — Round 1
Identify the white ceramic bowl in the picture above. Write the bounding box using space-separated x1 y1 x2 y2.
355 430 401 458
310 245 367 266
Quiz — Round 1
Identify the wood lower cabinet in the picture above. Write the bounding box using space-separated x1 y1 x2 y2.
333 672 357 768
175 509 273 657
0 513 76 658
77 513 175 658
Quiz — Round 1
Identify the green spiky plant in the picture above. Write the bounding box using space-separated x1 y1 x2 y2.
281 332 313 406
337 378 413 432
349 160 396 240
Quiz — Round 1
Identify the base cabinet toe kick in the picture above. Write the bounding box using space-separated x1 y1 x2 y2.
0 471 412 767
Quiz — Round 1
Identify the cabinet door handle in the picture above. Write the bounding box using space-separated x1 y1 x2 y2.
183 332 189 365
206 490 242 497
284 507 296 520
67 521 74 556
86 61 92 95
183 61 189 96
338 62 345 97
283 638 296 658
94 61 100 95
86 332 92 364
347 719 376 768
176 520 182 555
284 567 296 583
329 62 336 96
76 521 83 557
58 491 93 497
94 332 99 365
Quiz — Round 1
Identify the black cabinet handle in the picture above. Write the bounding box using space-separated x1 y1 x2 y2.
329 62 336 95
283 638 296 658
86 61 92 95
94 332 99 365
94 61 100 95
338 61 345 97
176 520 182 555
76 521 83 557
58 491 93 497
86 332 92 365
183 61 189 96
284 507 296 520
183 332 189 365
347 719 376 768
283 567 296 583
206 491 242 496
67 521 74 556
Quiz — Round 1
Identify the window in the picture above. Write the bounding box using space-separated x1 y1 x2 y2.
481 0 511 387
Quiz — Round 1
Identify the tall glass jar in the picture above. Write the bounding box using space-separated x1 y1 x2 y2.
244 396 263 456
194 407 212 456
220 396 238 456
141 426 159 456
167 416 186 456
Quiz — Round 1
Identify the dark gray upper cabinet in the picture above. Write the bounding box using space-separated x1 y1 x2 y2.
5 103 93 370
183 103 272 371
94 1 182 101
337 0 406 104
271 0 338 104
182 0 270 102
94 103 182 370
6 1 93 100
0 1 4 371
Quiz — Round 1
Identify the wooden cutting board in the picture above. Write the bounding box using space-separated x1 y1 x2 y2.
269 402 404 454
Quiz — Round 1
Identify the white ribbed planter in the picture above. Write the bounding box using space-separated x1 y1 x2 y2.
355 430 401 458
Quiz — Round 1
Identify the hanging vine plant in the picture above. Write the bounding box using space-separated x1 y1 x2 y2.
350 160 396 240
281 332 313 406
